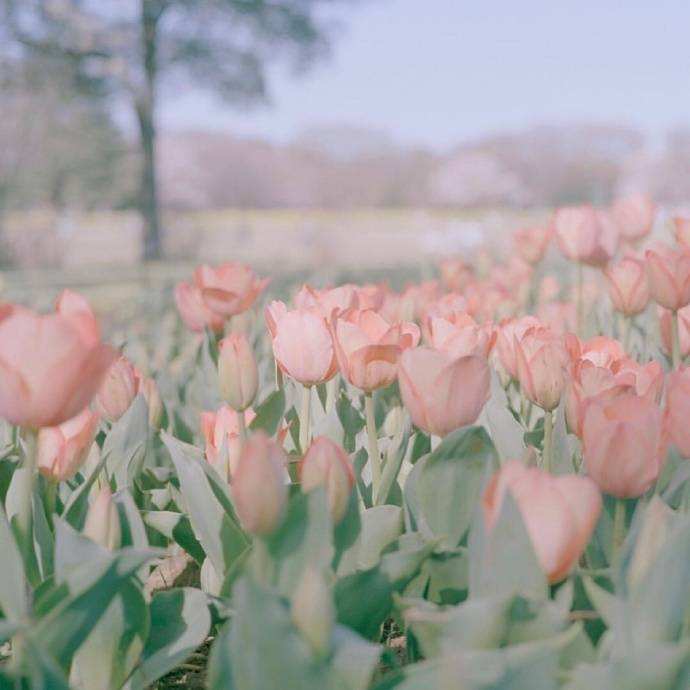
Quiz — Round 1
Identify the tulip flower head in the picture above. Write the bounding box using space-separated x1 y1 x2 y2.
218 332 258 411
483 460 602 583
645 244 690 312
611 194 656 244
554 205 619 266
605 256 650 316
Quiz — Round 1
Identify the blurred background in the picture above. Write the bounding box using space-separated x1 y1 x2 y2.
1 0 689 278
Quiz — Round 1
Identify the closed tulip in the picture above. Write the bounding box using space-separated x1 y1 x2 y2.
136 373 164 430
645 245 690 311
665 368 690 458
265 301 337 386
95 356 139 422
612 194 656 244
0 304 115 428
515 327 568 411
331 308 419 392
300 437 354 523
483 460 602 583
83 485 121 550
610 357 664 402
37 409 99 481
582 394 666 498
218 333 258 411
659 305 690 360
495 316 541 379
194 262 269 317
201 406 257 479
294 284 359 317
605 257 650 316
232 432 288 535
398 346 490 437
174 281 225 333
673 216 690 248
554 205 619 266
513 225 552 265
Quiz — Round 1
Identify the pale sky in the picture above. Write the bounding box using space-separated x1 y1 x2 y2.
159 0 690 150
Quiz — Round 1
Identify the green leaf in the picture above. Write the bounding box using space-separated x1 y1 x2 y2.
142 510 206 564
337 393 365 453
249 389 286 436
404 426 497 550
162 432 249 578
0 502 27 621
102 394 150 489
468 492 547 601
126 588 211 690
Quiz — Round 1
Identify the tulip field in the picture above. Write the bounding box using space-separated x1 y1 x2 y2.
3 197 690 689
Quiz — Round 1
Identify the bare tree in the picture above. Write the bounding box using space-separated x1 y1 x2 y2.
2 0 357 260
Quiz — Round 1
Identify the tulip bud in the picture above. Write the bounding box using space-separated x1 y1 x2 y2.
83 485 121 550
483 460 601 583
554 205 619 266
291 567 334 657
605 257 649 316
137 374 164 430
611 194 656 244
645 245 690 312
37 409 99 482
582 394 666 498
232 432 288 535
218 333 258 412
515 327 568 411
398 346 490 437
300 437 354 523
95 356 138 422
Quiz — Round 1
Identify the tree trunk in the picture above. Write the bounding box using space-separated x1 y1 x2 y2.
136 0 162 262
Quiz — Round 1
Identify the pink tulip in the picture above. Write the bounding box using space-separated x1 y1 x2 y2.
611 357 664 402
513 225 552 265
425 312 495 359
495 316 541 380
294 284 359 317
645 245 690 311
398 346 490 436
515 326 568 411
566 335 626 369
83 486 121 550
193 262 269 318
483 460 601 583
0 304 115 429
331 308 419 392
611 194 656 244
673 216 690 248
95 356 139 422
37 409 99 481
265 301 337 386
174 281 225 333
582 394 666 498
666 367 690 458
605 257 650 316
218 333 258 412
300 436 355 523
439 259 475 292
659 305 690 360
232 432 288 535
201 406 257 478
554 205 619 266
55 289 100 346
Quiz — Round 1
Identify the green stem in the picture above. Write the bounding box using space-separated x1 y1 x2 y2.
542 409 554 473
44 479 57 528
275 361 284 391
364 393 381 494
16 429 37 562
325 376 338 413
612 499 626 561
299 385 312 454
622 315 632 354
671 309 681 370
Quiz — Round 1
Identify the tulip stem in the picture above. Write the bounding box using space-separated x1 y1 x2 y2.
542 409 554 473
671 309 681 369
612 499 626 560
364 393 381 494
275 361 284 391
44 479 58 527
16 429 37 563
237 409 247 445
622 315 632 354
299 385 312 454
326 377 338 413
